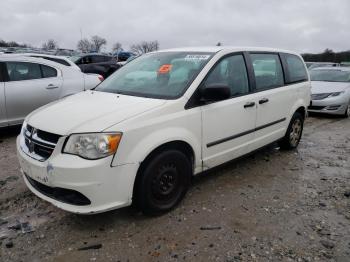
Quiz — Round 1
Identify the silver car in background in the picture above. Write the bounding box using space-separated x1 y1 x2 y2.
0 55 103 127
308 67 350 117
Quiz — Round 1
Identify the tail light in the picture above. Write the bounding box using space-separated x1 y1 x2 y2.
98 75 104 82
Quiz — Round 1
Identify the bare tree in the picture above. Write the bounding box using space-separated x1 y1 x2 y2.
112 42 123 53
91 35 107 52
131 40 159 55
42 39 58 50
77 38 92 53
216 42 222 46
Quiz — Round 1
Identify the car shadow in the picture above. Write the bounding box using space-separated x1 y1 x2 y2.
0 125 21 142
308 112 346 119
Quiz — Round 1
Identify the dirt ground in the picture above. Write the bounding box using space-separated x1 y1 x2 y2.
0 115 349 262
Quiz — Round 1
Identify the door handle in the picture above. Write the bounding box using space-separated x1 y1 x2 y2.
244 102 255 108
46 84 59 90
259 98 269 104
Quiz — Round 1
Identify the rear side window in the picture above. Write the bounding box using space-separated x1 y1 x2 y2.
284 54 308 83
82 56 92 64
41 65 57 78
6 62 41 81
250 54 284 90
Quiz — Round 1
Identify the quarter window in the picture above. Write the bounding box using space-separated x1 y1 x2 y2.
6 62 42 81
204 54 249 97
250 54 284 90
41 65 57 78
285 54 308 83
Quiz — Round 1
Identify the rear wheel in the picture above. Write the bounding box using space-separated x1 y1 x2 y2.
135 149 191 215
279 112 304 149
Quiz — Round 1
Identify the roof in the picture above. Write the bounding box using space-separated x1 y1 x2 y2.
0 54 81 70
0 53 77 67
78 53 112 57
158 46 300 56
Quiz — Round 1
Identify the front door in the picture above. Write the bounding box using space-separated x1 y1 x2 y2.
201 54 257 169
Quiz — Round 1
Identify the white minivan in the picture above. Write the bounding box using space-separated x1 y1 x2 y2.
17 47 311 214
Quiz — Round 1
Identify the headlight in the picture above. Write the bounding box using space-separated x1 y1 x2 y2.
329 91 344 97
63 133 122 160
21 121 27 134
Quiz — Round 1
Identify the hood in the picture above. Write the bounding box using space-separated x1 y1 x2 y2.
27 91 166 135
311 81 350 94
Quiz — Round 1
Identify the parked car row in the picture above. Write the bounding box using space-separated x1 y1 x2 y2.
0 54 103 127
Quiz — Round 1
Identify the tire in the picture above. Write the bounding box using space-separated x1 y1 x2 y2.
134 149 192 215
279 112 304 150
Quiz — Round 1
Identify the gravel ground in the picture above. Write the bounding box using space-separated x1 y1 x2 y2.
0 115 349 262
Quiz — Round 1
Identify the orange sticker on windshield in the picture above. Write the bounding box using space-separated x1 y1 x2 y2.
158 64 172 74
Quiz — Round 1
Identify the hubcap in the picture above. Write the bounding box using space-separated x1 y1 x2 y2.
289 119 302 147
151 164 179 200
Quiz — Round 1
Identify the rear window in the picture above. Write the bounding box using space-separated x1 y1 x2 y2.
251 53 284 90
285 54 308 83
92 56 110 63
32 56 71 66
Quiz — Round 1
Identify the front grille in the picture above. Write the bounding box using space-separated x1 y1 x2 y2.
21 124 61 161
308 105 326 110
25 174 91 206
311 93 331 100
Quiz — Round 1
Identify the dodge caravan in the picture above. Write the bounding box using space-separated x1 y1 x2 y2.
17 47 311 214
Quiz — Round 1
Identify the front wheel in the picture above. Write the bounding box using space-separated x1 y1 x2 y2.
134 150 192 215
279 112 304 149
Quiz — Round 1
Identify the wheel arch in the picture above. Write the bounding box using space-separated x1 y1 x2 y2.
289 98 307 121
132 140 196 202
295 106 306 119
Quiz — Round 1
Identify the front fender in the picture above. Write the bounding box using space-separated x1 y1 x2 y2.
111 127 202 174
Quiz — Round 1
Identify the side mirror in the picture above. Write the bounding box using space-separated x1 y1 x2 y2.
201 83 231 102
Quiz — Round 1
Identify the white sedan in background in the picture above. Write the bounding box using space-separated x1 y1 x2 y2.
0 55 103 127
309 67 350 117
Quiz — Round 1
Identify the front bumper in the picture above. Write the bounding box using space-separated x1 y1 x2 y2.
308 96 348 115
17 136 139 214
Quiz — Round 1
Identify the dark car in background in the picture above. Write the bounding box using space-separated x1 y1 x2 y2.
113 51 136 62
70 53 121 78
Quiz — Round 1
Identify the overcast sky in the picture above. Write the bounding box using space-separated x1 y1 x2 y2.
1 0 349 53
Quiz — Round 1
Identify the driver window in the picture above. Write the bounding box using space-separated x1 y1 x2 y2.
205 54 249 97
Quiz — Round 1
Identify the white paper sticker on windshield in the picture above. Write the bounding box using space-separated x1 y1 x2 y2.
184 54 210 60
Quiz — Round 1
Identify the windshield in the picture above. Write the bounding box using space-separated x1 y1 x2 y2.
69 56 82 63
310 69 350 82
95 51 214 99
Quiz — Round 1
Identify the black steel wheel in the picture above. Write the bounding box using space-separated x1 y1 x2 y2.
135 149 191 215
